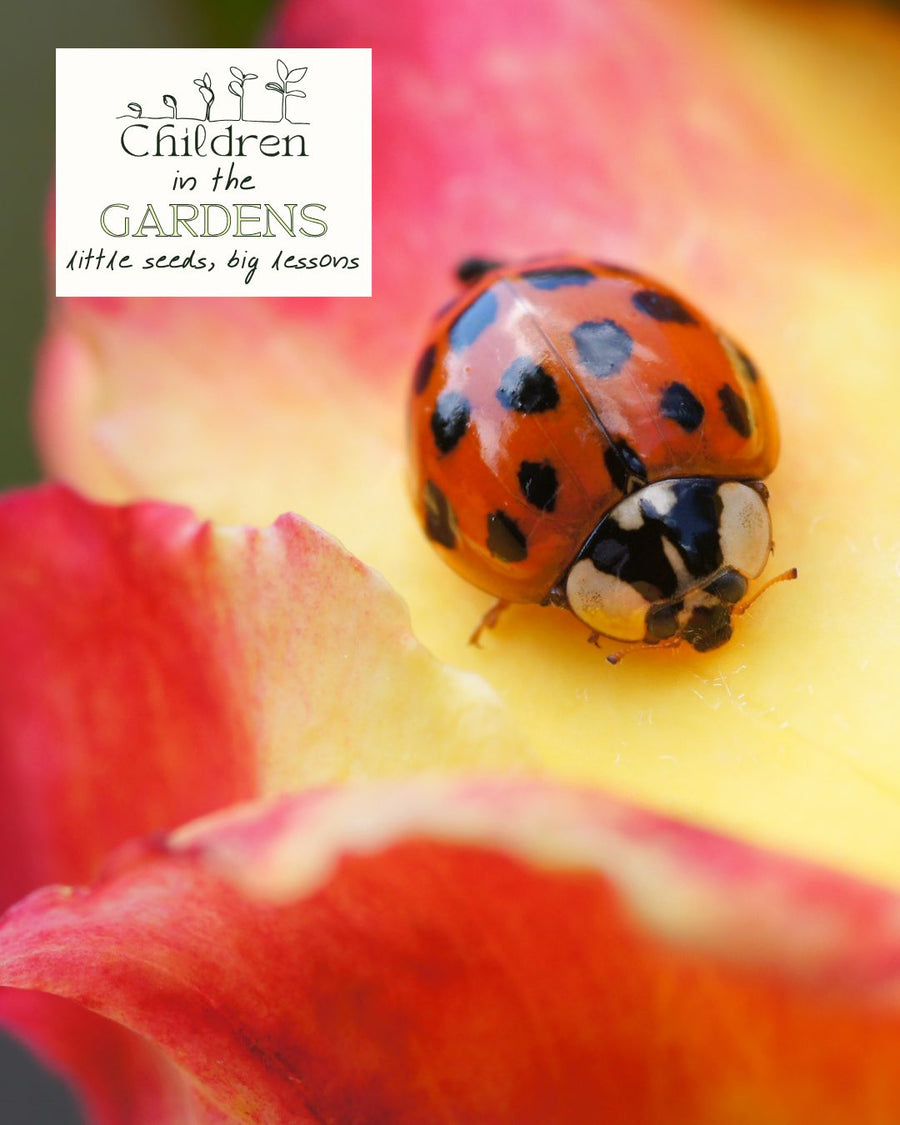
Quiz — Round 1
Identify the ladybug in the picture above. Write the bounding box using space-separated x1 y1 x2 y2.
407 256 795 662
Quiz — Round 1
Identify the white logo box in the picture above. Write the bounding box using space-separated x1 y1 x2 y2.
56 48 371 297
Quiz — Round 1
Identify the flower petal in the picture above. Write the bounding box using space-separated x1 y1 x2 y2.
0 484 527 906
717 1 900 223
5 781 900 1123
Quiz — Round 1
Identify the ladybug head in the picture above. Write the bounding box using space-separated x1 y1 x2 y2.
564 478 773 654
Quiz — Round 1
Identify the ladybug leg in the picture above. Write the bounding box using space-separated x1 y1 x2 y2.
455 257 504 285
606 637 683 666
734 567 798 617
468 599 511 647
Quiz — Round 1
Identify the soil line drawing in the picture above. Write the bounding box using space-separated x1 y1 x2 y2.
118 60 310 123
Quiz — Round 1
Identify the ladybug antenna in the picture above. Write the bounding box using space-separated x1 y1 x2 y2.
734 567 798 617
455 257 504 285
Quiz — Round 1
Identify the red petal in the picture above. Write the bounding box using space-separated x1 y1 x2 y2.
4 782 900 1123
0 484 525 908
0 485 253 906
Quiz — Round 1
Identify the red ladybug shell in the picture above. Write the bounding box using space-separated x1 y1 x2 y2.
408 256 779 605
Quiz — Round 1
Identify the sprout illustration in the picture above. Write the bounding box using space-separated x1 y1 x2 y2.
162 94 178 119
126 102 142 118
227 65 258 121
265 58 307 121
193 72 215 121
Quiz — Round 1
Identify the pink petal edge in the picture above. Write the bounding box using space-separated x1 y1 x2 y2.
0 483 528 911
3 781 900 1123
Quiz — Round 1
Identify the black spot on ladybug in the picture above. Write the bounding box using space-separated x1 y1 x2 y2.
423 481 456 549
487 510 528 562
496 359 560 414
413 343 436 395
521 266 595 290
518 460 558 511
718 384 753 438
720 333 761 386
660 381 704 432
449 289 498 350
572 320 633 378
431 391 471 454
455 257 503 285
734 343 760 383
631 289 697 324
604 439 647 494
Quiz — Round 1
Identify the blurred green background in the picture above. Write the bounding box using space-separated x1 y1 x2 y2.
0 0 268 491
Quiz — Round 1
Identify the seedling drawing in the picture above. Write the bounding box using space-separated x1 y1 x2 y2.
193 72 215 121
117 61 309 123
265 59 307 121
227 66 258 121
